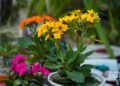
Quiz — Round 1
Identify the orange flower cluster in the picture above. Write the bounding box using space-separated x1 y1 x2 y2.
42 16 55 21
0 75 6 83
20 16 55 29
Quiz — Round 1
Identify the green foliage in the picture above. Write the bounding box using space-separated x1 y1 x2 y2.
46 41 96 85
44 63 61 70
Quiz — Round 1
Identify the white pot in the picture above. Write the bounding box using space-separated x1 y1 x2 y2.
48 71 105 86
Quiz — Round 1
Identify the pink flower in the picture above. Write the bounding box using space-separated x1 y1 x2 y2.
29 62 51 76
41 66 50 76
0 83 6 86
29 62 41 74
10 55 51 76
10 55 27 76
13 55 26 63
15 63 27 76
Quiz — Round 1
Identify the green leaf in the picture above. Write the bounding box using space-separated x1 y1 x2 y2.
76 54 86 65
95 23 114 58
45 54 57 61
79 65 93 78
81 76 98 86
13 79 21 86
66 71 85 83
80 45 87 52
44 63 61 70
66 51 78 66
84 50 94 57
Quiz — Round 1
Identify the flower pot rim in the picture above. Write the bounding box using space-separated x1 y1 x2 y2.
48 71 106 86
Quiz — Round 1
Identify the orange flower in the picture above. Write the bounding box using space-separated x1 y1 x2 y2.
42 16 55 21
19 19 25 29
35 16 42 23
26 18 32 24
19 16 42 29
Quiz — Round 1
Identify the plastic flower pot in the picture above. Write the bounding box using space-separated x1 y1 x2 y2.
48 71 105 86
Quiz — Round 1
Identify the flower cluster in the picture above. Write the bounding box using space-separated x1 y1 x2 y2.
10 55 27 76
20 16 42 29
20 16 55 29
59 9 100 23
37 21 68 40
10 55 50 76
59 15 79 23
42 16 55 22
0 75 6 83
81 10 100 23
30 62 50 76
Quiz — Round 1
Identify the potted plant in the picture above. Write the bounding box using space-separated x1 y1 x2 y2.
42 9 105 85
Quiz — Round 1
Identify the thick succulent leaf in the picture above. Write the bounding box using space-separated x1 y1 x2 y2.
66 71 85 83
66 51 79 66
79 64 93 78
44 63 61 70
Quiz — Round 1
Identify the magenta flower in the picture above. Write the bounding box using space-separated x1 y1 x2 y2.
13 55 26 63
10 55 51 76
29 62 41 74
15 63 27 76
41 66 51 76
10 55 27 76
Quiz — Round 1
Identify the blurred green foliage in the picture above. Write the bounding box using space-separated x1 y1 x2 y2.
28 0 73 18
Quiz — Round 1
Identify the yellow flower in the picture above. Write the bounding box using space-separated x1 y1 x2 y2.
81 13 88 20
43 28 48 34
80 10 100 23
53 33 62 39
86 14 94 23
61 25 68 32
59 15 78 23
87 10 95 14
37 26 43 37
37 21 68 40
87 10 100 22
45 21 54 27
93 13 100 21
52 28 60 32
71 9 81 15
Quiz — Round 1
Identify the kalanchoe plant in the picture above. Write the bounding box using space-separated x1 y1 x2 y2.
18 15 68 65
43 10 100 85
5 55 50 86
